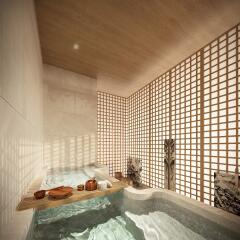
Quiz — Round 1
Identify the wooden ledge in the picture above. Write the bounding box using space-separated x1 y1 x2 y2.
17 181 128 211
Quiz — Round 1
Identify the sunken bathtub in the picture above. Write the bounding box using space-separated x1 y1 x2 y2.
26 172 240 240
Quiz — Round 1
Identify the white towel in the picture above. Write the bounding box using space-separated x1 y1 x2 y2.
98 180 113 190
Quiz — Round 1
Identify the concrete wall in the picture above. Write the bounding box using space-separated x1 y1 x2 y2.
0 0 43 239
43 64 97 171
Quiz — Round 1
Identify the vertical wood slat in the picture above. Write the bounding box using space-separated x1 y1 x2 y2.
200 49 205 202
179 66 182 195
196 53 200 201
169 72 172 139
217 38 220 174
236 25 239 172
148 84 151 187
209 44 212 203
190 58 192 198
226 34 229 173
174 70 177 192
184 62 187 195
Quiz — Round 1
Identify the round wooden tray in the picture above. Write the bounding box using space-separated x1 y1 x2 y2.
48 187 73 199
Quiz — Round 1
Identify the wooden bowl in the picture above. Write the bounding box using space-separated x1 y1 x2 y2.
48 187 73 199
115 172 123 180
34 190 46 200
77 184 84 191
85 179 97 191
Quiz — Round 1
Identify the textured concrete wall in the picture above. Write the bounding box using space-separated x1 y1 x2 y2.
43 64 97 171
0 0 43 239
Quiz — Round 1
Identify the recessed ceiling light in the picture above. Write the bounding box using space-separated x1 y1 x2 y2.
73 43 79 50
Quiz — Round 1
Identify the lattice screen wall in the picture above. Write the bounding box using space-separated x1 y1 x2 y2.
150 73 170 188
97 92 127 176
171 53 202 201
97 23 240 206
128 86 150 186
202 26 240 204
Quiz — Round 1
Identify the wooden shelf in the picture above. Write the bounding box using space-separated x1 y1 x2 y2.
17 181 128 211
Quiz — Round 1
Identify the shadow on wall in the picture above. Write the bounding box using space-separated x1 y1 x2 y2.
43 134 96 172
0 136 43 232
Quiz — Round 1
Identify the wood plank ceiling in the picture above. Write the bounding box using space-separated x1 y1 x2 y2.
35 0 240 97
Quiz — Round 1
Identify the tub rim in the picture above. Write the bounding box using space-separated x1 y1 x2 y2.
124 186 240 235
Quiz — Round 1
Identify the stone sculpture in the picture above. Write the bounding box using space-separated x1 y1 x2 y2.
214 172 240 216
127 158 142 187
164 139 176 191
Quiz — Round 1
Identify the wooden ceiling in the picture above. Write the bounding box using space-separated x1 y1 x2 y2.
35 0 240 97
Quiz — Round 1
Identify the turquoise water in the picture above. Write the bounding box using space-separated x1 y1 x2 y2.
41 167 97 190
27 169 239 240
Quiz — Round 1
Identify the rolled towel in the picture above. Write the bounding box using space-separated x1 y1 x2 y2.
98 181 108 191
98 180 113 191
105 180 113 188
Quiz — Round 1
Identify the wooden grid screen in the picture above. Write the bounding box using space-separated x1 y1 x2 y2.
128 86 150 186
150 72 170 188
202 25 240 205
97 23 240 206
171 53 202 201
97 92 127 176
